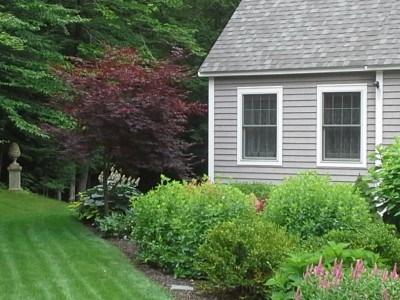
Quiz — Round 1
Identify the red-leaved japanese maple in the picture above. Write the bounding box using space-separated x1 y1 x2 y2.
51 47 205 214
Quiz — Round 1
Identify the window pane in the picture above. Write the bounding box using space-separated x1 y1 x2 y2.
243 94 277 125
324 126 360 159
244 127 277 158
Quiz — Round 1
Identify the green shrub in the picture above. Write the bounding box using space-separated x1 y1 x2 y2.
267 242 383 300
197 215 297 297
69 168 140 220
366 137 400 230
96 209 135 238
264 171 372 239
131 176 255 278
320 221 400 266
229 181 272 199
296 259 400 300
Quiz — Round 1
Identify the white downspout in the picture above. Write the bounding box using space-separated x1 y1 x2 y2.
375 70 383 166
208 78 215 180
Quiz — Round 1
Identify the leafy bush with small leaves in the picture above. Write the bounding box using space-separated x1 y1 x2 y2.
229 181 272 199
264 171 372 239
96 209 135 238
316 221 400 266
197 215 298 297
366 137 400 230
296 259 400 300
267 242 383 300
69 167 140 220
131 176 255 278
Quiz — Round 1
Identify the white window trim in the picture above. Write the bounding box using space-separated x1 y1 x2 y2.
316 84 368 168
237 86 283 166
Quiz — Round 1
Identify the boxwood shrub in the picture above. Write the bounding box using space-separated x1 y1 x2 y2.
197 215 298 297
131 176 255 278
264 171 372 239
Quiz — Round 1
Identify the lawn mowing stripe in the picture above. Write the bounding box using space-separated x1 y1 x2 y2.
26 221 89 300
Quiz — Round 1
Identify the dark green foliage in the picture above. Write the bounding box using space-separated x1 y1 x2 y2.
266 242 383 300
131 176 255 278
197 215 297 297
265 171 372 239
229 181 272 199
96 210 135 238
366 137 400 230
319 221 400 266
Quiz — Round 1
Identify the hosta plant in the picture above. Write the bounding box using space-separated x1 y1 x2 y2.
69 167 140 220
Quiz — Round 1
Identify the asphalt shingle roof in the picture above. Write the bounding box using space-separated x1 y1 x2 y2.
199 0 400 75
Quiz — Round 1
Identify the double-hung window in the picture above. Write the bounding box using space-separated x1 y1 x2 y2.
237 87 282 166
317 84 367 168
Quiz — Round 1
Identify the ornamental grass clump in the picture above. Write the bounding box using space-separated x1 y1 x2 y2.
296 258 400 300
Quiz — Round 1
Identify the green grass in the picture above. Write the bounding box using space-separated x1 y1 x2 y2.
0 190 173 300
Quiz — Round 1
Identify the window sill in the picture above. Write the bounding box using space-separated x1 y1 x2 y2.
237 159 282 166
317 160 367 169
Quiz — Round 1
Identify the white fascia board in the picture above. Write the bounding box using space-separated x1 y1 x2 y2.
208 78 215 181
198 65 400 78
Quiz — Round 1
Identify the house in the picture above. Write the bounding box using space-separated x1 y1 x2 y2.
199 0 400 183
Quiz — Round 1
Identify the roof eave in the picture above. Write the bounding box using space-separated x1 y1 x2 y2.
198 64 400 78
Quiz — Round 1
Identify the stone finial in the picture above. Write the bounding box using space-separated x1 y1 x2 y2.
8 142 21 163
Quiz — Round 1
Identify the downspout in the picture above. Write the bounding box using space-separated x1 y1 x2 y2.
375 70 384 166
208 77 215 181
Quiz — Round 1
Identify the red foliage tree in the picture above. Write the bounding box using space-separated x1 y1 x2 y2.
51 47 205 213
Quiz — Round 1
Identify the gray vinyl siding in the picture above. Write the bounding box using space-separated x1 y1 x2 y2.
213 72 376 183
383 71 400 146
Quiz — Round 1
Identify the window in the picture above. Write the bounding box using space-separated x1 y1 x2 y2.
317 84 367 168
237 87 282 166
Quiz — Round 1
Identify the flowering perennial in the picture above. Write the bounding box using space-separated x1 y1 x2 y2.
295 257 400 300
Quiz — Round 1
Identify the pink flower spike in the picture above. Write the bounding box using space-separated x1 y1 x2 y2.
382 288 389 300
294 287 301 300
352 259 364 279
391 263 398 279
382 270 389 281
314 256 324 276
304 266 311 280
371 263 379 276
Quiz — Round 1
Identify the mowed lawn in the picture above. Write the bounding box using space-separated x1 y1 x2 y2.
0 190 173 300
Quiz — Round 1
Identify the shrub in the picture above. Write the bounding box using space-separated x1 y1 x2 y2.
320 221 400 266
264 171 372 239
366 137 400 230
197 215 297 297
96 209 135 238
296 259 400 300
267 242 383 300
229 182 272 199
69 167 140 220
131 176 255 278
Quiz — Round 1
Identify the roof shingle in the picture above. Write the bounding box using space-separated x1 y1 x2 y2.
199 0 400 74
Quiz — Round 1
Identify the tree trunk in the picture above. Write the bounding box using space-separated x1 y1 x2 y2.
77 163 89 193
69 172 76 202
0 144 3 180
56 190 62 201
103 161 110 216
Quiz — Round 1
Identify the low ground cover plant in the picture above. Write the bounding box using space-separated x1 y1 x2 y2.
229 181 272 200
131 176 256 278
96 209 135 238
197 215 298 297
295 258 400 300
265 171 372 239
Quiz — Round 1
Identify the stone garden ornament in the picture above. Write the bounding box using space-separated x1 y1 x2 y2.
8 142 22 191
